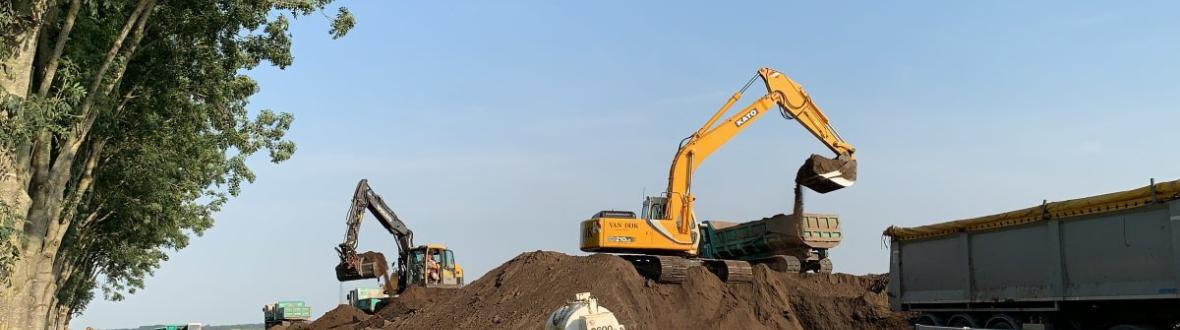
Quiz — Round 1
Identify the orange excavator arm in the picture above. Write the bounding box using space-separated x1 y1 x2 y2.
661 67 857 234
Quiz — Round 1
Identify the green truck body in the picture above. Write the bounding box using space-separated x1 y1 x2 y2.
153 324 200 330
263 301 311 328
700 213 842 272
348 287 390 313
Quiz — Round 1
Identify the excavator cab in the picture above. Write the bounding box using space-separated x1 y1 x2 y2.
402 244 463 288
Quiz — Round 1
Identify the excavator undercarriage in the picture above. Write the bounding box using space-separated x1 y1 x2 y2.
621 255 755 284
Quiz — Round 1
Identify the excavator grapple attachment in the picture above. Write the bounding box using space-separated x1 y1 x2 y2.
796 154 857 194
335 251 389 281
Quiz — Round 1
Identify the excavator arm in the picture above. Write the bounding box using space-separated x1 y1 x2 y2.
757 68 857 193
661 67 857 233
335 179 414 289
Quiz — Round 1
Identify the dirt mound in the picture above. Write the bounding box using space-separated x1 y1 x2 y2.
301 251 910 329
351 286 456 329
307 304 369 329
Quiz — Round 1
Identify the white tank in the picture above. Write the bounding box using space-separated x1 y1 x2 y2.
544 292 626 330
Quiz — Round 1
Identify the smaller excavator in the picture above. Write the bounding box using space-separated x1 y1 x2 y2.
335 179 463 295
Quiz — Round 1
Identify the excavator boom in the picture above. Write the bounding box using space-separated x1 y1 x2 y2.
335 179 413 285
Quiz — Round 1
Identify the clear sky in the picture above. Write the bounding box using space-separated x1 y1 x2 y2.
75 1 1180 328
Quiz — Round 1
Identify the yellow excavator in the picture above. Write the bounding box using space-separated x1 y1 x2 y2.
580 67 856 282
335 179 463 294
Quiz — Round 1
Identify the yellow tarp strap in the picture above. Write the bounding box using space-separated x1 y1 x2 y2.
884 179 1180 241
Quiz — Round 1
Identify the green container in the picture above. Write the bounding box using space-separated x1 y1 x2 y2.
278 306 312 319
353 287 386 300
700 213 842 260
355 298 383 313
275 300 306 309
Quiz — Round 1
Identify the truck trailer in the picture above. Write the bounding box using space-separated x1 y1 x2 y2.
700 212 842 273
885 179 1180 330
263 301 311 329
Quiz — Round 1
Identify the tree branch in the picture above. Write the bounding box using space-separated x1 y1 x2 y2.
36 0 82 97
59 137 104 228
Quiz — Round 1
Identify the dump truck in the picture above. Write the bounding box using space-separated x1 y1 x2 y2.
885 179 1180 330
580 67 856 283
700 212 841 274
153 324 201 330
348 287 390 313
263 301 312 329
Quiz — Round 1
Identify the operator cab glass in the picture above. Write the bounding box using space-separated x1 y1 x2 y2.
409 249 424 265
641 196 667 220
443 250 455 268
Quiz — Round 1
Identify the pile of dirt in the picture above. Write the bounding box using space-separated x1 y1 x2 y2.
352 286 456 329
274 304 368 330
304 251 910 329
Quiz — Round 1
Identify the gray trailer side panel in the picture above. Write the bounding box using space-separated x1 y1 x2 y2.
1061 204 1176 299
899 235 969 302
895 200 1180 309
969 222 1053 301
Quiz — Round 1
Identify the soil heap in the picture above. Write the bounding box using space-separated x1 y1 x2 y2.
302 251 910 329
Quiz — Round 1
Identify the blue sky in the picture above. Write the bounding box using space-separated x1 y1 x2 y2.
75 1 1180 328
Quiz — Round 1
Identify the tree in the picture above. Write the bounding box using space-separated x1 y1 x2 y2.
0 0 354 328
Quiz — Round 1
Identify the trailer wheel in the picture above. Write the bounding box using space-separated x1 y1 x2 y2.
946 313 980 328
914 313 944 326
985 314 1020 329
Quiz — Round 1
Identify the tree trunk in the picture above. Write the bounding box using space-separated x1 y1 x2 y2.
46 304 68 330
1 143 35 330
1 0 50 326
18 1 155 327
0 28 37 98
3 0 151 327
0 0 48 98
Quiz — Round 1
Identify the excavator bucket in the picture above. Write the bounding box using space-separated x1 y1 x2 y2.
796 154 857 194
335 251 389 281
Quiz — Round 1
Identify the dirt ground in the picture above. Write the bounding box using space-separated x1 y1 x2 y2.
296 251 911 329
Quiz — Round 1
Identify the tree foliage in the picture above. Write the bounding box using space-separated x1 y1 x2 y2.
0 0 355 326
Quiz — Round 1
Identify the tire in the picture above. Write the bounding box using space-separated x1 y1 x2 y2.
946 313 980 328
914 313 944 326
985 314 1020 329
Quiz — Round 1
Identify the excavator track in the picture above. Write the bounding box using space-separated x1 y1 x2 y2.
622 255 698 283
707 259 753 283
817 258 834 274
623 255 754 283
757 255 803 274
